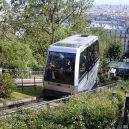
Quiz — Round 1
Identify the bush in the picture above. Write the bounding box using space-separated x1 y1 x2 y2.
0 72 15 98
0 84 126 129
112 76 120 81
99 76 106 83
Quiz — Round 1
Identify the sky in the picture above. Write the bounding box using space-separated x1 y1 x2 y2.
94 0 129 5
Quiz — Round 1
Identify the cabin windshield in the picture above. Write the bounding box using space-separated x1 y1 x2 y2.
44 51 76 85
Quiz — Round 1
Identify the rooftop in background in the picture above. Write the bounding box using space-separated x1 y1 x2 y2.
90 21 129 33
109 61 129 70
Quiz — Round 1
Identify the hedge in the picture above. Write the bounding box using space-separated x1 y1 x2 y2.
0 85 126 129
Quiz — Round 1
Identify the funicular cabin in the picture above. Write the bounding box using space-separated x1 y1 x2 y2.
43 35 99 97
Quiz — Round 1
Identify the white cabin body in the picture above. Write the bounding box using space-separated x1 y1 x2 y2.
43 34 99 96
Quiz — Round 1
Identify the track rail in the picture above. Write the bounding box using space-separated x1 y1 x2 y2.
0 81 121 118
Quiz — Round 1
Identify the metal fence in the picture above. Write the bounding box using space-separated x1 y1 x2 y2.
1 69 44 79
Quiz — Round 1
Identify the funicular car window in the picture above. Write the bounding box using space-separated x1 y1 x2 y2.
79 40 99 81
44 51 76 85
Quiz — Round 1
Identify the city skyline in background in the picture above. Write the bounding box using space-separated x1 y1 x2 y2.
94 0 129 5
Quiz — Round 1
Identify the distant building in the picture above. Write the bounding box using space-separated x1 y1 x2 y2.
90 20 129 52
88 5 129 53
108 28 129 52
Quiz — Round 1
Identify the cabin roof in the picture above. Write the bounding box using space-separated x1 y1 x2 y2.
52 35 98 48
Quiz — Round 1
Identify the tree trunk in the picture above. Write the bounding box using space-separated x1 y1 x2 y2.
51 11 55 44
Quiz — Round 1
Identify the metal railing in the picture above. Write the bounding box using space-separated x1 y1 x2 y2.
1 69 44 79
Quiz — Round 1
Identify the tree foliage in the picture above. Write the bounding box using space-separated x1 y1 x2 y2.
0 72 14 97
0 0 93 67
0 39 36 69
0 88 125 129
0 0 9 11
108 40 124 61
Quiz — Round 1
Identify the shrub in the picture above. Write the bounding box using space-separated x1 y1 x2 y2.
99 76 106 83
0 72 15 98
112 76 120 81
0 83 126 129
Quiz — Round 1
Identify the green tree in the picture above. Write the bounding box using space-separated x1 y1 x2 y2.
0 39 36 69
0 0 9 11
0 72 14 98
10 0 93 43
108 40 124 61
0 0 94 66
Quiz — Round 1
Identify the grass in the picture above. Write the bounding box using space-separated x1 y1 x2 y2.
0 86 43 103
15 86 43 96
